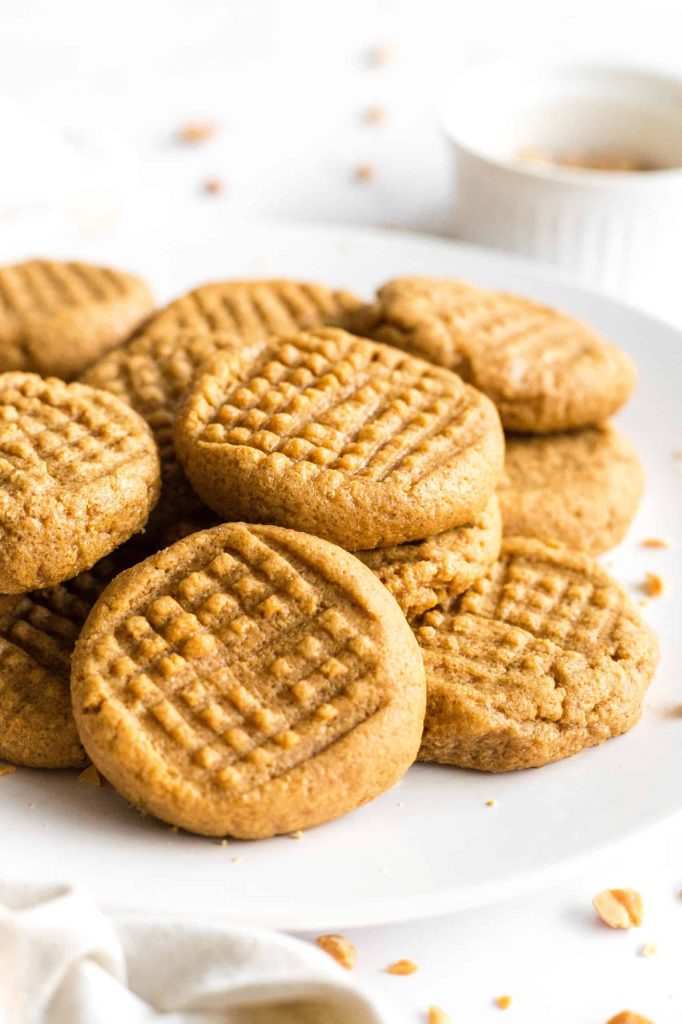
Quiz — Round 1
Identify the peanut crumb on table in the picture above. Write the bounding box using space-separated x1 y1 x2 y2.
640 538 670 549
386 959 419 975
367 44 395 66
428 1006 450 1024
0 764 16 777
177 121 218 144
640 942 657 957
77 764 101 786
202 178 225 196
641 573 665 598
354 163 376 183
289 830 304 840
363 104 387 125
593 889 644 928
606 1012 655 1024
486 799 498 807
315 934 357 970
494 995 512 1010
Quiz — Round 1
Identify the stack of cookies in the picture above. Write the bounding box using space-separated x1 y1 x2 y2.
0 262 659 840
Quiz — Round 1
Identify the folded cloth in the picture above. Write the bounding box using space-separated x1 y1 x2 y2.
0 882 399 1024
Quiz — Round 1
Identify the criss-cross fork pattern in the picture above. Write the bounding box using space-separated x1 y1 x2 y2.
413 548 630 706
0 260 130 320
88 528 384 796
193 329 479 488
0 377 146 491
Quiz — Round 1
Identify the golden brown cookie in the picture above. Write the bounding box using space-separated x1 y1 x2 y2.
0 260 154 380
82 332 240 528
71 522 426 838
413 537 659 771
137 278 366 344
173 328 504 550
498 425 644 555
364 277 636 433
355 495 502 617
0 373 160 593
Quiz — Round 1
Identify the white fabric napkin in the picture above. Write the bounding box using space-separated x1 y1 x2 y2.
0 882 399 1024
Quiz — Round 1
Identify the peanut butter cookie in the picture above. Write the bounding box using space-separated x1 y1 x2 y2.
72 522 426 838
173 328 504 550
0 373 160 593
499 425 644 555
356 495 502 617
414 537 658 771
0 260 154 379
364 278 636 433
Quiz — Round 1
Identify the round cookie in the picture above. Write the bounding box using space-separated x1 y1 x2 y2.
355 495 502 618
71 522 426 839
137 278 367 344
364 277 636 433
173 328 504 550
0 259 154 380
82 280 366 531
0 373 160 593
498 425 644 555
0 514 214 769
413 537 659 771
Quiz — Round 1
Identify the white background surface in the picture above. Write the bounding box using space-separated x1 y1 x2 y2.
0 1 681 1021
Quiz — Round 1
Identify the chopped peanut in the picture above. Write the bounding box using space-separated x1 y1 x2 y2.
203 178 225 196
641 573 665 597
640 538 670 549
428 1007 450 1024
364 105 387 125
0 763 16 777
606 1013 654 1024
354 163 376 183
640 942 657 957
368 44 395 66
593 889 644 928
486 799 498 807
316 934 356 970
177 121 218 144
289 830 304 840
386 959 418 975
495 995 512 1010
77 764 101 786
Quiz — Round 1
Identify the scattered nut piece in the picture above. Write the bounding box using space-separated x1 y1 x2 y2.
220 838 229 847
316 934 357 970
640 538 670 549
486 799 498 807
368 44 395 66
203 178 225 196
230 856 241 863
354 163 376 183
674 449 682 460
177 121 218 144
0 763 16 777
495 995 512 1010
169 825 179 833
364 104 387 125
428 1007 450 1024
593 888 644 928
640 941 657 957
386 959 419 975
77 764 101 786
641 573 665 598
289 830 304 840
606 1012 654 1024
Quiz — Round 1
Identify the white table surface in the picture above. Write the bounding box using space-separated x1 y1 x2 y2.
1 1 681 1020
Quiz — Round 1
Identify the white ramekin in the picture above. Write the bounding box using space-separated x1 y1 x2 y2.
440 63 682 311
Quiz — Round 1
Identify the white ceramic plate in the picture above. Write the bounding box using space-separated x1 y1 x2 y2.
1 218 680 931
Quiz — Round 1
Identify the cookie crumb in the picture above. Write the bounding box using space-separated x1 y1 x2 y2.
177 120 218 144
640 538 670 549
202 178 225 196
367 43 395 66
486 799 498 807
220 838 229 847
77 764 101 786
606 1012 654 1024
428 1007 450 1024
289 830 304 840
363 104 387 125
354 163 376 183
641 573 665 598
0 763 16 777
640 941 657 957
169 825 179 833
593 888 644 928
494 995 512 1010
316 934 357 970
231 856 241 863
386 959 419 975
